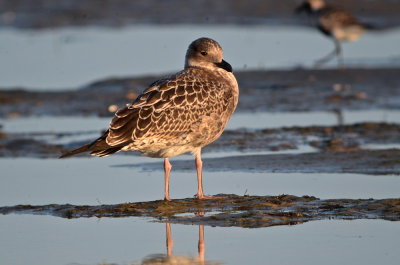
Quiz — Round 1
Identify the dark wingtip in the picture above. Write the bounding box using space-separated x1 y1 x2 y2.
58 144 91 159
59 152 72 159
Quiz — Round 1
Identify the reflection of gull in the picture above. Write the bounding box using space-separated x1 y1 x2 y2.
60 37 239 201
295 0 370 67
139 223 221 265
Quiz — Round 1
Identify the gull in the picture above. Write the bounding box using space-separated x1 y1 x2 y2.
296 0 371 67
60 37 239 201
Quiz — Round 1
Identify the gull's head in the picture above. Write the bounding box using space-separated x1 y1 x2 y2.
185 37 233 73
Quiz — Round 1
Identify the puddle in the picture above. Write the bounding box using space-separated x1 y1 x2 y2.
0 214 399 265
1 25 399 90
173 210 235 218
201 145 317 158
362 143 400 150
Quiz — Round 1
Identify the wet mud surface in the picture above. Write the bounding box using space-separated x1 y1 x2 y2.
2 68 399 162
1 68 399 118
1 68 399 228
1 195 399 228
1 122 400 169
213 122 400 152
1 0 400 29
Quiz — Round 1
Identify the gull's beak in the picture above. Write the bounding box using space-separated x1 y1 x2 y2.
215 59 233 72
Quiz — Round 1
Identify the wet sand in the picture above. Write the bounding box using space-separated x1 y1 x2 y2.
1 68 399 117
1 0 400 29
1 122 400 160
1 195 399 228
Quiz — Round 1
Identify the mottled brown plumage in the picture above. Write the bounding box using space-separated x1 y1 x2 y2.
296 0 369 67
60 37 239 201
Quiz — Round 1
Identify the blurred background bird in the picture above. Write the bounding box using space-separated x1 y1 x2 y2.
295 0 373 68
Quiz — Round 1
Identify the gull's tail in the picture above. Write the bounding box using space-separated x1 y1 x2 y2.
59 130 123 158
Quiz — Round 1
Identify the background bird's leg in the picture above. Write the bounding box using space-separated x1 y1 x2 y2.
334 39 344 69
314 39 339 67
166 223 173 257
164 158 172 201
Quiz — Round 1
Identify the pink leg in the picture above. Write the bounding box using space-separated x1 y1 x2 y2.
164 158 172 201
166 223 173 257
195 154 203 198
195 152 213 199
194 152 226 200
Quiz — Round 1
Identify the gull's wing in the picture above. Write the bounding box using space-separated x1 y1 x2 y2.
106 68 233 148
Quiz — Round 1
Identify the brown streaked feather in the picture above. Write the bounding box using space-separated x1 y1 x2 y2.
139 107 153 119
104 67 234 154
114 105 132 118
146 91 162 104
110 108 137 130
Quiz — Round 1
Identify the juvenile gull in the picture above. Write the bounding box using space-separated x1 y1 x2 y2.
60 37 239 201
295 0 371 67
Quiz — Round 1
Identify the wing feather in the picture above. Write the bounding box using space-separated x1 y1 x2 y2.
105 68 232 150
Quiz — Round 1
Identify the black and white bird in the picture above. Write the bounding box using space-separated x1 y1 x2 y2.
60 37 239 201
296 0 370 67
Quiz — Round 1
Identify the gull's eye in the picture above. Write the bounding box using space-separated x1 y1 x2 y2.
200 51 208 56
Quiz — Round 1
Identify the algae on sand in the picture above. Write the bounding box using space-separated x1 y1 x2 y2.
1 194 399 228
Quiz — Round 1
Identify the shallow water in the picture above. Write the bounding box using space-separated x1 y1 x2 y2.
1 156 399 206
227 109 400 129
0 214 399 265
1 25 399 90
